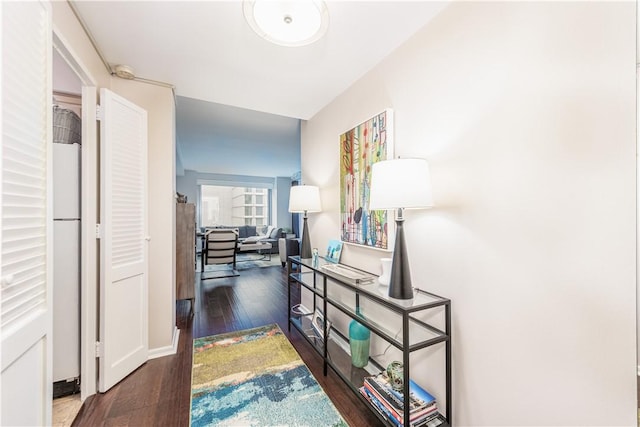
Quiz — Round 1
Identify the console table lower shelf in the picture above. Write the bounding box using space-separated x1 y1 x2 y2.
289 314 450 427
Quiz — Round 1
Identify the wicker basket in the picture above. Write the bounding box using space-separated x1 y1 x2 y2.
53 106 81 144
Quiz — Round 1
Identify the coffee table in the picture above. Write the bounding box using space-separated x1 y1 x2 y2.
238 241 272 261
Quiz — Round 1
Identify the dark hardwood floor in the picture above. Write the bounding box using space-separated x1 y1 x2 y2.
73 264 383 426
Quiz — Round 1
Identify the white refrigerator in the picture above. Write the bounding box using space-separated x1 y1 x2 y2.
52 142 81 385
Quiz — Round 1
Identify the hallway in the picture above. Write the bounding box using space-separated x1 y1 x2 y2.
72 265 382 426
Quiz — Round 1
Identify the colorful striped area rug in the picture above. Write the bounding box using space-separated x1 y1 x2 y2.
190 324 347 426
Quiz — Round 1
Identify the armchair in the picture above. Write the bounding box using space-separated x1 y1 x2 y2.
201 229 239 279
278 237 300 267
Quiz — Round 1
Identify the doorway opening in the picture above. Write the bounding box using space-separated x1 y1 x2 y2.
51 48 83 425
50 31 101 424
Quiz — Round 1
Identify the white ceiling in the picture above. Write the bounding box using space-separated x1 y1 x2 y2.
72 1 448 175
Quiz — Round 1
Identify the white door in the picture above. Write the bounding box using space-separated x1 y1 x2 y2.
98 88 149 392
1 1 53 425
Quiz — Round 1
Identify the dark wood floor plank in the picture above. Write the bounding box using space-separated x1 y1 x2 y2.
73 265 383 427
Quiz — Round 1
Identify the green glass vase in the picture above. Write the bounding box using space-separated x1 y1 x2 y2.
349 308 370 368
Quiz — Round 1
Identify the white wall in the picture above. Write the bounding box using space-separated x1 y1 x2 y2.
302 2 636 425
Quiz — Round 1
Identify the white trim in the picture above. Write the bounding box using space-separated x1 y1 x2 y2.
79 87 98 400
52 27 97 87
45 7 54 423
342 240 393 253
148 327 180 360
197 178 274 190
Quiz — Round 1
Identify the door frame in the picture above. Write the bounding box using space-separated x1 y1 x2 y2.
52 30 99 401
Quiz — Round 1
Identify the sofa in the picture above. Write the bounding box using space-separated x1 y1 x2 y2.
203 225 282 254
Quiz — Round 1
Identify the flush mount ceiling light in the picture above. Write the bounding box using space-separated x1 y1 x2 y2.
243 0 329 47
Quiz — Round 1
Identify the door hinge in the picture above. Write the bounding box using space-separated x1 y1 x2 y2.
96 105 103 121
95 223 102 239
95 341 103 358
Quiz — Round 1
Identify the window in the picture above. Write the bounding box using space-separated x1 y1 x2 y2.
201 186 230 227
200 185 271 227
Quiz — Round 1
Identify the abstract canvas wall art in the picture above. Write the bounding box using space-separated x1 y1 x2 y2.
340 109 393 249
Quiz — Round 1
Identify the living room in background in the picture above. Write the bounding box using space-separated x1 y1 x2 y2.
200 185 271 228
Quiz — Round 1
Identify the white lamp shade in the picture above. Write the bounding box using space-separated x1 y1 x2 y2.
369 159 433 210
289 185 322 213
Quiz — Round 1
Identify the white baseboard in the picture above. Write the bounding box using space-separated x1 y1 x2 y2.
148 326 180 360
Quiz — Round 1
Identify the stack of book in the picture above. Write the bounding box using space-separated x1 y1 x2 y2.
359 373 443 427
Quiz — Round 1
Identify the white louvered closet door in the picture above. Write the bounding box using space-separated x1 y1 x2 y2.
1 1 53 425
98 88 148 392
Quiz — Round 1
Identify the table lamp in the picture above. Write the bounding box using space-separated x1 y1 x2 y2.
369 159 433 299
289 185 322 259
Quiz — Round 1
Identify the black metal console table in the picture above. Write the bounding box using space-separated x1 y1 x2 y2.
287 255 452 427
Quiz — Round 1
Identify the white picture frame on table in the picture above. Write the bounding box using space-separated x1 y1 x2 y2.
310 309 331 342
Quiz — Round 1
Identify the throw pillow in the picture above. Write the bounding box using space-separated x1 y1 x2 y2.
243 235 265 244
269 227 281 239
263 226 275 238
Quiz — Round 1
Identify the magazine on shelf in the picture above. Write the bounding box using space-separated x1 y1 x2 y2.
364 383 438 423
378 373 436 408
363 380 438 423
360 386 400 427
414 414 444 427
364 374 436 414
360 386 441 427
